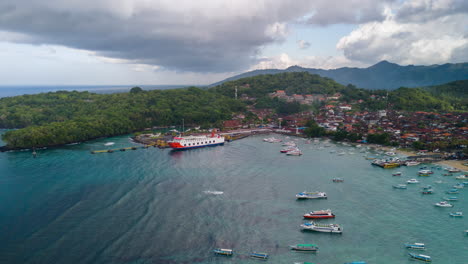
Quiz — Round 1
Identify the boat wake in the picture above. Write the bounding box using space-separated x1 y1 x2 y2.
104 142 115 146
203 190 224 195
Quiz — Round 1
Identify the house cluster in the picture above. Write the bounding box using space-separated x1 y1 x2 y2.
268 90 341 105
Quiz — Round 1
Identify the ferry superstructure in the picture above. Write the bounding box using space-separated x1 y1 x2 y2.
168 131 224 150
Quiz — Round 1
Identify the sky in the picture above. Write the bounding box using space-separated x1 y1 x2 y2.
0 0 466 85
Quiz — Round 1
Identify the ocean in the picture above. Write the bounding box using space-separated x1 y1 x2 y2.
0 132 466 263
0 85 190 98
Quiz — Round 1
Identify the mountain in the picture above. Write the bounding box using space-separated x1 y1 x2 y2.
210 61 468 90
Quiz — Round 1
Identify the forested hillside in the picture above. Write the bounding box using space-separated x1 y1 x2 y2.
0 87 243 149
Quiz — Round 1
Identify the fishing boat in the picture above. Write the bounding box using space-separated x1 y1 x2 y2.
434 201 453 207
296 192 327 199
213 248 233 256
418 170 433 176
263 137 282 143
407 179 419 184
280 146 297 153
392 172 402 176
446 189 459 194
404 242 426 250
332 178 344 182
393 184 407 189
168 131 224 150
421 189 434 194
449 212 463 217
405 161 420 166
290 244 319 252
286 149 303 156
408 253 432 262
444 196 458 201
250 252 268 260
455 175 468 180
301 221 343 233
447 168 461 173
303 209 335 219
453 183 465 189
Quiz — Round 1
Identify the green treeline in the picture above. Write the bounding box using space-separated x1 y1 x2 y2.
0 87 244 148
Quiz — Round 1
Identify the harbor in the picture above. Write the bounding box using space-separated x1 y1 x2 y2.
1 133 466 263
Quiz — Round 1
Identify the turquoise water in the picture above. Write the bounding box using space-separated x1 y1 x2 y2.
0 132 466 263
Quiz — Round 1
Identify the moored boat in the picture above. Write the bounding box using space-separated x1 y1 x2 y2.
407 179 419 184
449 212 463 217
418 169 433 176
453 183 464 189
290 244 319 252
404 242 426 250
392 172 402 176
446 189 459 194
408 253 431 262
250 252 268 260
344 262 367 264
405 161 420 166
303 209 335 219
455 174 468 180
447 167 461 173
332 178 344 182
434 201 453 207
296 192 327 199
168 131 224 150
280 146 297 153
213 248 233 256
301 221 343 233
286 149 303 156
393 184 407 189
443 196 458 201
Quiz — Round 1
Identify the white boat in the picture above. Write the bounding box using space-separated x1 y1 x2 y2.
263 137 282 143
418 169 433 176
104 142 115 146
404 242 425 250
301 221 343 233
455 175 468 180
286 149 303 156
385 152 396 156
407 179 419 184
337 152 346 156
405 161 420 166
446 168 461 173
453 183 465 189
449 212 463 217
434 201 453 207
393 184 407 189
296 191 327 199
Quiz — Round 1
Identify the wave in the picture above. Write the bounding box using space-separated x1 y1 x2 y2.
104 142 115 146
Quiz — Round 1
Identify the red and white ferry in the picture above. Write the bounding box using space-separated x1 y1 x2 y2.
167 130 224 150
303 209 335 219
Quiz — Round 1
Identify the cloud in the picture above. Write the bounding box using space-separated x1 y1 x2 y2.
250 53 367 70
0 0 398 74
297 40 311 49
336 6 468 65
395 0 468 22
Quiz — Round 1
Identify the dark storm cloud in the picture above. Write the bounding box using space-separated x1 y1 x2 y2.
0 0 393 72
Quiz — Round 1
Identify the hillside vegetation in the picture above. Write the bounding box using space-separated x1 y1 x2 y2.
0 87 243 149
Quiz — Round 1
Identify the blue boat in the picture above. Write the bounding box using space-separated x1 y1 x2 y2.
250 252 268 260
446 189 459 194
404 242 425 250
213 248 233 256
444 196 458 201
449 212 463 217
408 252 431 262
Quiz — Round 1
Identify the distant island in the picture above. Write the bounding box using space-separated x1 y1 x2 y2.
0 72 467 154
211 60 468 90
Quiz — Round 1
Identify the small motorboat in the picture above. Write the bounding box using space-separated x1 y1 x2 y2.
408 253 432 262
213 248 233 256
290 244 319 252
250 252 268 260
286 149 303 156
392 172 402 176
407 179 419 184
296 192 327 199
301 221 343 233
405 161 420 166
422 189 434 194
304 209 335 219
455 174 468 180
447 168 461 173
332 178 344 182
404 242 426 250
449 212 463 217
393 184 407 189
434 201 453 207
280 146 297 153
453 183 465 189
418 169 433 176
446 189 459 194
444 196 458 201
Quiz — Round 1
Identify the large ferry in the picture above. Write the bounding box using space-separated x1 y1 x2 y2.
167 130 224 150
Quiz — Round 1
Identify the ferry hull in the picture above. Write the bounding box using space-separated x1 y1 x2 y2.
169 142 224 150
303 215 335 219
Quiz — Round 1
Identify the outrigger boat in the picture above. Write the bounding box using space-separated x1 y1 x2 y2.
449 212 463 217
290 244 319 252
301 221 343 233
296 191 327 199
213 248 233 256
408 253 432 262
392 172 402 176
418 170 433 176
303 209 335 219
407 179 419 184
404 242 426 250
393 184 407 189
444 196 458 201
250 252 268 260
455 174 468 180
434 201 453 207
